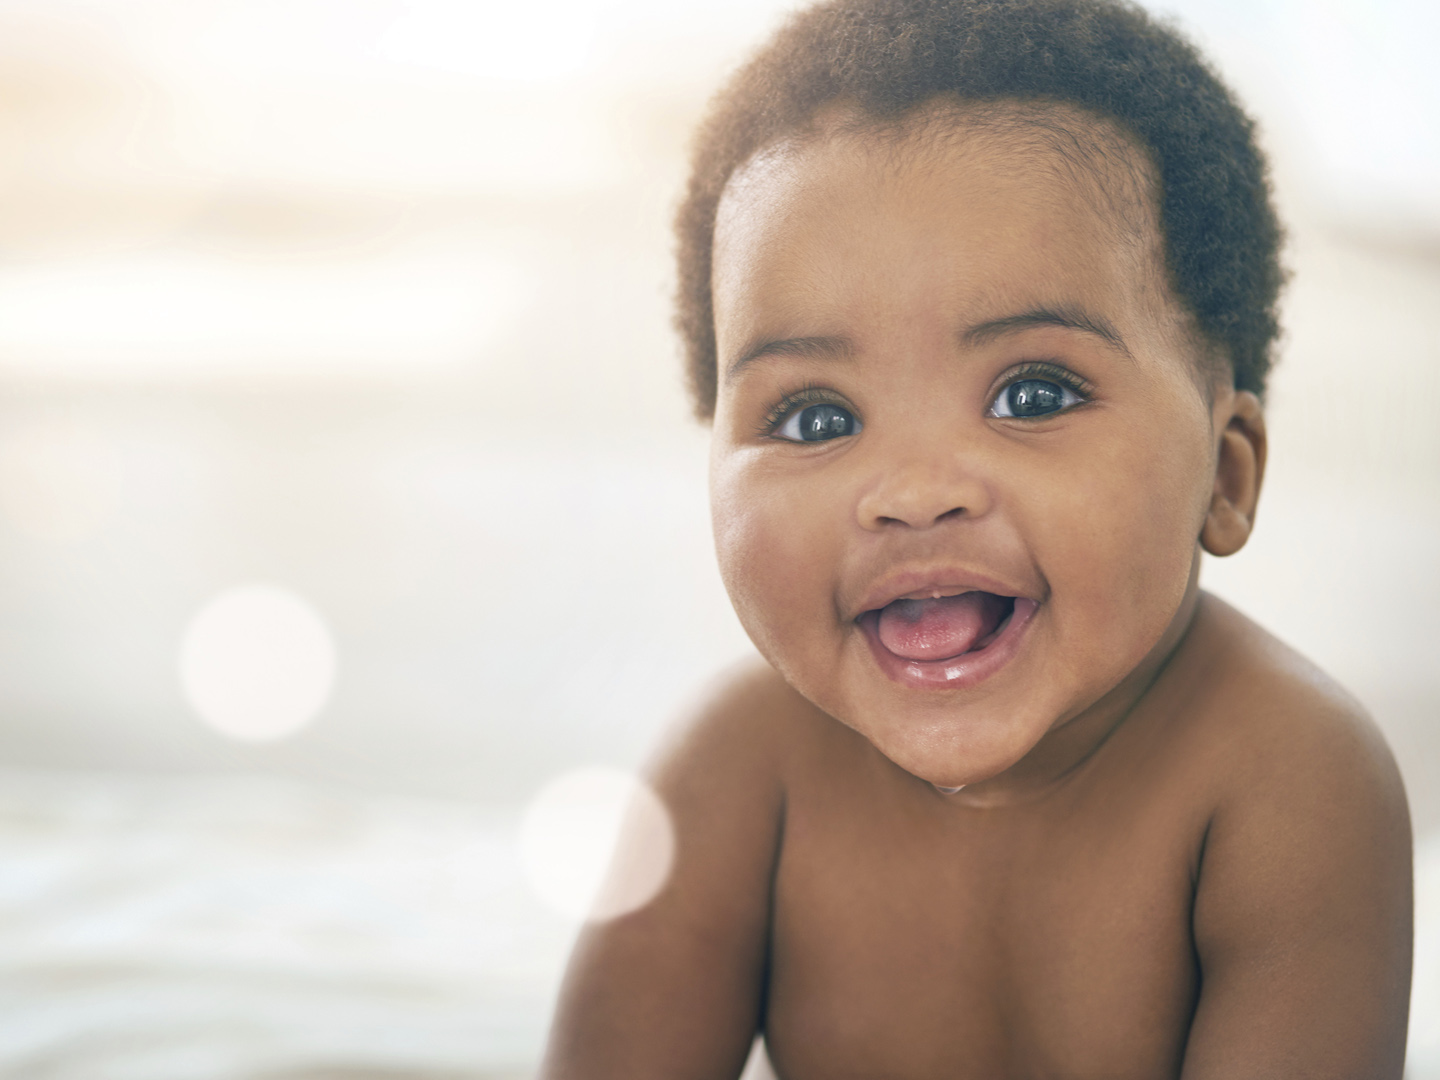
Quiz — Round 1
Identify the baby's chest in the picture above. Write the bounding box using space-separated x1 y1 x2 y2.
763 793 1200 1079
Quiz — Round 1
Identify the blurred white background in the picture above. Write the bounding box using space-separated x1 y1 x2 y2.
0 0 1433 1076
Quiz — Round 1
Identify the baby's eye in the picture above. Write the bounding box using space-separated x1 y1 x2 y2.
989 378 1084 419
776 402 862 442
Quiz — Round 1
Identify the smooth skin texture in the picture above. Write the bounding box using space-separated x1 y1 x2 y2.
542 106 1412 1079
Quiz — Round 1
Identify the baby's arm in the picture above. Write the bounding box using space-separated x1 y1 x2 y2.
1181 671 1412 1078
540 664 788 1080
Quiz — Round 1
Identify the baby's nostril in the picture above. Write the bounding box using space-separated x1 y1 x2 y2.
874 505 965 528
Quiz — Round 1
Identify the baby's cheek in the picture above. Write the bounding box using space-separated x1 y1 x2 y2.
1039 429 1203 657
712 474 837 665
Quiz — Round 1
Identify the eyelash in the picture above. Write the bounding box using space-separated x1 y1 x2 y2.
759 384 850 437
996 361 1095 403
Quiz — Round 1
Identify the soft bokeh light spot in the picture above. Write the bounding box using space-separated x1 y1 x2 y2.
377 0 604 82
179 584 337 742
0 418 123 541
518 767 675 922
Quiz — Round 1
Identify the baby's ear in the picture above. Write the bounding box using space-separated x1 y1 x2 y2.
1201 390 1266 557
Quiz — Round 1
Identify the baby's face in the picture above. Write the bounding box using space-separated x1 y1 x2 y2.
708 112 1229 790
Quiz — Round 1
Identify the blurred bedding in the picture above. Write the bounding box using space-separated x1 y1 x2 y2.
0 768 567 1079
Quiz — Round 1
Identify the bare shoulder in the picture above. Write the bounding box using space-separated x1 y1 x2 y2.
1170 593 1412 1079
542 660 831 1079
1171 592 1406 815
648 654 844 800
1171 591 1410 923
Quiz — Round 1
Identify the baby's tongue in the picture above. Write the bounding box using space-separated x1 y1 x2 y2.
877 592 1001 661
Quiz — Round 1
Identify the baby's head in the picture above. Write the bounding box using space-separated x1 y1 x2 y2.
681 0 1281 790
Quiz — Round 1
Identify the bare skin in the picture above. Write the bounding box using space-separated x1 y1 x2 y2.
542 104 1412 1079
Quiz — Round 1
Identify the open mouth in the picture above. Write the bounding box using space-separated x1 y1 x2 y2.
857 590 1038 689
872 591 1014 660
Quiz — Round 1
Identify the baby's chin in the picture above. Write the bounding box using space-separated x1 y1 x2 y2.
757 628 1079 790
853 701 1062 791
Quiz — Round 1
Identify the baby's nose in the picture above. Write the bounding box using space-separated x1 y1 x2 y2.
855 448 994 531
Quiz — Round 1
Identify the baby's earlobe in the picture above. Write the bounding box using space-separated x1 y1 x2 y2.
1200 496 1252 557
1200 391 1266 558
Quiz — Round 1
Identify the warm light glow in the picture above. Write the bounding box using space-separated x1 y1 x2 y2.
518 766 675 922
179 584 338 742
0 251 526 377
376 0 604 82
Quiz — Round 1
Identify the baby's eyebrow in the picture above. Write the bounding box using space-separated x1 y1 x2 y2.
961 306 1133 358
726 308 1129 381
725 335 854 381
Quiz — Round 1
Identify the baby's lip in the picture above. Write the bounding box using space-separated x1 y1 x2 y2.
849 566 1038 621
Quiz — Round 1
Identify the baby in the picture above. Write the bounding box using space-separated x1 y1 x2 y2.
544 0 1413 1075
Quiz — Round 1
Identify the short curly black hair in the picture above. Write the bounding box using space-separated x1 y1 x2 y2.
675 0 1285 418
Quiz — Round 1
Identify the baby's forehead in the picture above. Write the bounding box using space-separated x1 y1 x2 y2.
717 100 1167 287
726 101 1159 251
712 100 1199 373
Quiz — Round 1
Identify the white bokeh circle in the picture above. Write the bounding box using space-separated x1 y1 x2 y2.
179 584 337 742
518 766 675 923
